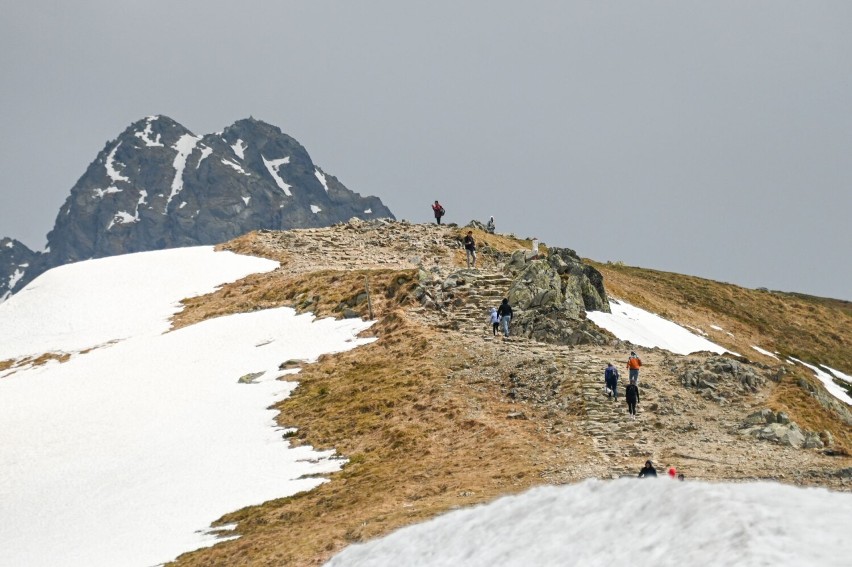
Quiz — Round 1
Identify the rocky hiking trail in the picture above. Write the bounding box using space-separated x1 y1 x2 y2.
223 219 851 486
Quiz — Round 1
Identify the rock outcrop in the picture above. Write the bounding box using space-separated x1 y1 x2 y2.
676 356 767 404
6 115 394 296
0 238 36 301
739 409 824 449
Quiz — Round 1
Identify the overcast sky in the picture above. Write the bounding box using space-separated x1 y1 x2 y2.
1 1 850 300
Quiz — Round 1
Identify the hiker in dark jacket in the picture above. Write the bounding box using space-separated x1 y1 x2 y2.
604 363 619 400
638 460 657 478
625 377 640 419
497 298 513 338
463 231 477 268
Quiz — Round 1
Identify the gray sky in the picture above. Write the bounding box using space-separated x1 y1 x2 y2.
1 1 850 300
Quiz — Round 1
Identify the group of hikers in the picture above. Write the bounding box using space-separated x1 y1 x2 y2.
488 298 513 338
637 460 685 480
603 351 643 419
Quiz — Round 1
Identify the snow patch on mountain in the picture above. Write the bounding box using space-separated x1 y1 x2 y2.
168 134 201 207
231 139 247 159
587 299 731 356
196 145 213 168
134 116 164 147
789 357 852 405
263 155 292 196
315 168 330 192
311 205 322 214
105 142 130 183
221 158 250 176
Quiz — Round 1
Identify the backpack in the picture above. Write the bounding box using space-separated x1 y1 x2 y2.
439 206 445 216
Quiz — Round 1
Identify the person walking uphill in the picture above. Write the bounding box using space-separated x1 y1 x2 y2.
463 231 477 268
627 351 642 383
489 307 499 336
497 298 513 338
432 200 445 225
604 363 619 400
625 377 640 420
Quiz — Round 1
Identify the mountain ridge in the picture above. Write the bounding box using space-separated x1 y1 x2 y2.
1 115 394 298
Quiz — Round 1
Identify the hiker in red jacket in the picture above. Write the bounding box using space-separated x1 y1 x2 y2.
626 351 642 383
432 201 445 225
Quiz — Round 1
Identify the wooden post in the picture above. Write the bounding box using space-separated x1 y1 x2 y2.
365 276 374 319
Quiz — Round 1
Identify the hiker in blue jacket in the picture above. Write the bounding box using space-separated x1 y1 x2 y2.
604 363 619 400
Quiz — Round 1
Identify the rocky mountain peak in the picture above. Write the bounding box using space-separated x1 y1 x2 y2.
5 116 394 297
0 238 36 301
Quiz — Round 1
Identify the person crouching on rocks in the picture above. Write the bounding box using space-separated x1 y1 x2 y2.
625 376 640 420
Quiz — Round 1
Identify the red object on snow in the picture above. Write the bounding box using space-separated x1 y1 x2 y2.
668 467 677 478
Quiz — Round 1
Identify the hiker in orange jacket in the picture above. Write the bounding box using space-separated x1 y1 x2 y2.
627 351 642 383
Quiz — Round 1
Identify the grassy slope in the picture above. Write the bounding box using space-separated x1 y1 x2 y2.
164 234 850 566
589 261 852 373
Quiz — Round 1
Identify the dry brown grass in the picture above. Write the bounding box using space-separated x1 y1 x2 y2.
590 261 852 372
170 310 571 567
0 352 71 375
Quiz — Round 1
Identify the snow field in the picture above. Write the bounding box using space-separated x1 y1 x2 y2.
0 248 376 567
326 478 852 567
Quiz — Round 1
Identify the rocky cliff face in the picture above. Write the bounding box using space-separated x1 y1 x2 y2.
0 238 36 301
4 116 394 295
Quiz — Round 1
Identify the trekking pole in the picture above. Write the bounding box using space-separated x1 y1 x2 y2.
364 275 374 319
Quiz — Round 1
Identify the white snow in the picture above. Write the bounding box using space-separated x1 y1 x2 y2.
586 299 731 356
364 208 372 214
104 142 130 183
789 357 852 405
822 364 852 385
92 186 122 199
179 201 187 209
221 158 250 176
710 324 724 331
231 139 247 159
134 116 164 147
315 168 330 192
7 267 24 289
168 134 201 207
311 204 322 214
106 211 138 230
242 196 251 206
196 145 213 168
326 478 852 567
0 247 376 566
262 155 292 196
4 241 13 248
751 345 780 360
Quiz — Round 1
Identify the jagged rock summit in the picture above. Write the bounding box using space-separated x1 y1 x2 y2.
3 115 393 295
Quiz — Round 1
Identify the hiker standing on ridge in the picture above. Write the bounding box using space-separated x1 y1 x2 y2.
489 307 499 336
432 200 445 225
463 231 477 268
497 298 513 338
625 376 640 420
604 363 619 400
627 351 642 383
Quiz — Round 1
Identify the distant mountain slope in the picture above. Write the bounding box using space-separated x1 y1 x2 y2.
590 261 852 374
0 238 36 301
3 115 394 295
